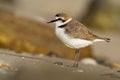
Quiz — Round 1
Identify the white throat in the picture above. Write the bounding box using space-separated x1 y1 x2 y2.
55 18 72 27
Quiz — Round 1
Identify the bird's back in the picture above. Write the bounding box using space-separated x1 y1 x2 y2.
65 19 110 42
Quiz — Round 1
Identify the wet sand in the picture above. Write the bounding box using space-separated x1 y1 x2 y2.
0 50 119 80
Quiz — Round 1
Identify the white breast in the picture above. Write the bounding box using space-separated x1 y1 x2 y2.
55 27 93 49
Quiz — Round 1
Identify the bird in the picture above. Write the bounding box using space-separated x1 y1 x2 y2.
47 13 110 67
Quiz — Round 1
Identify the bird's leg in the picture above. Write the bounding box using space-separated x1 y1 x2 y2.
73 49 78 67
73 49 80 67
76 49 80 67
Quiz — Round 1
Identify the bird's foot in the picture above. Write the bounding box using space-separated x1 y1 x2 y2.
72 64 79 68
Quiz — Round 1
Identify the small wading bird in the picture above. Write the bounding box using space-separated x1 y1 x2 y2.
47 13 110 67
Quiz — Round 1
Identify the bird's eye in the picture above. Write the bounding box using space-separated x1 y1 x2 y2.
56 14 59 17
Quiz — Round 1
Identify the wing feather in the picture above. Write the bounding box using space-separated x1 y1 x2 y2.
65 20 100 41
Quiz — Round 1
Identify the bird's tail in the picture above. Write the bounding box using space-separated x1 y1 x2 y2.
103 38 110 43
93 34 110 43
97 37 110 43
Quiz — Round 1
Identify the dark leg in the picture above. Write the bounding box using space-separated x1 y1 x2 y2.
73 49 80 67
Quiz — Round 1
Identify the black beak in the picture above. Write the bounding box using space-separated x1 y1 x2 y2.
47 18 61 23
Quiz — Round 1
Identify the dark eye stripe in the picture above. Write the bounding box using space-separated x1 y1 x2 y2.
57 18 65 22
61 19 65 22
54 17 66 22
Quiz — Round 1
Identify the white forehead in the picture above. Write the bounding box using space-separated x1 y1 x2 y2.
55 17 64 20
55 17 59 19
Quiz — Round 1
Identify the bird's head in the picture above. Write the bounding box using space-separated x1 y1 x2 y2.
47 13 71 24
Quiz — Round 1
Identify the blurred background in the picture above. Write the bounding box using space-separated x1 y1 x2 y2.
0 0 120 65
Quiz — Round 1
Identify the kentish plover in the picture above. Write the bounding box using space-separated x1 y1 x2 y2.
47 13 110 67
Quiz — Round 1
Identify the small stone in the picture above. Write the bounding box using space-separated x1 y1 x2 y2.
21 56 25 59
54 62 63 65
72 69 84 73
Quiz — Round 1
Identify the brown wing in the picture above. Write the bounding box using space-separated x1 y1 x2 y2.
65 20 100 41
